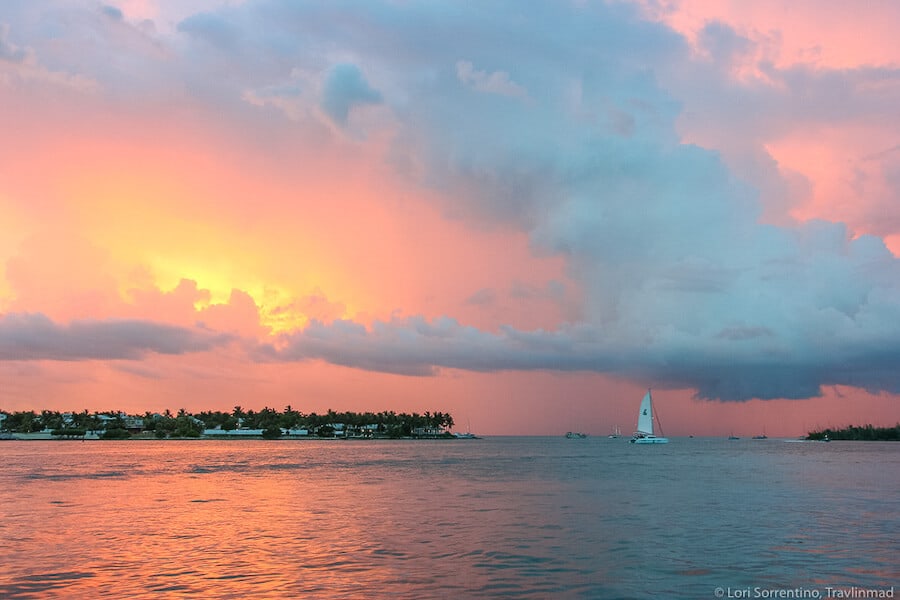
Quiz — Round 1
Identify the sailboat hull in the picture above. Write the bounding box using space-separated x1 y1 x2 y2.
631 436 668 444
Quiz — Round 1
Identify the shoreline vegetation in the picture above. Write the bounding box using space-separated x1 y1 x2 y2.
806 424 899 441
0 407 467 440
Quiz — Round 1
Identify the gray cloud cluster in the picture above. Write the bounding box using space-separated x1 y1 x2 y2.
321 63 382 125
0 313 232 361
230 1 900 400
257 277 900 400
0 23 28 63
4 1 900 400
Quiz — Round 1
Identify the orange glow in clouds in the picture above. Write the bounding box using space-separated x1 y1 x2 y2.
2 105 569 337
2 1 898 432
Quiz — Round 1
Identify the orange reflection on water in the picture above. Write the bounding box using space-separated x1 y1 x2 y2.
2 438 898 598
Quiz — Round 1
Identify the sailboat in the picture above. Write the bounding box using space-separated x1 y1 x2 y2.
630 389 669 444
454 419 477 439
608 425 621 439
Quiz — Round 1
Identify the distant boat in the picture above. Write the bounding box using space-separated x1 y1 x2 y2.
728 433 740 440
751 434 768 440
454 419 477 439
608 425 621 439
630 389 668 444
566 431 588 439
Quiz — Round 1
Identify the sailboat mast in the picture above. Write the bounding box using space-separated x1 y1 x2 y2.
650 388 665 436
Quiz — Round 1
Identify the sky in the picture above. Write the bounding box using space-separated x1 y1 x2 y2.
1 0 899 436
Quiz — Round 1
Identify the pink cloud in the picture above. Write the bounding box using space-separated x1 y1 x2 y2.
2 1 899 433
649 0 900 252
647 0 900 69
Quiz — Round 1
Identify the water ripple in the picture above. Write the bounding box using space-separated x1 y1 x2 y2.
0 438 896 599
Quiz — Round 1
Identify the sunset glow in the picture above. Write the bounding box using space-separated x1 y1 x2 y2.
2 1 899 435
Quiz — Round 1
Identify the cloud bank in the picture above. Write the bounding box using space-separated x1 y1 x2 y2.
219 1 900 400
3 1 900 402
0 313 232 361
259 242 900 401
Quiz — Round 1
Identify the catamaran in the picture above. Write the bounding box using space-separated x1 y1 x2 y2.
630 389 669 444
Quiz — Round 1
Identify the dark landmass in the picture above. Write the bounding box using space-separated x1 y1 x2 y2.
0 407 457 440
807 424 899 441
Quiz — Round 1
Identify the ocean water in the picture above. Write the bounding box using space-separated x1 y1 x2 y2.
0 437 897 599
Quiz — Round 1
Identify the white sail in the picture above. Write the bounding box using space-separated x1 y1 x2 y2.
636 390 654 435
631 388 668 444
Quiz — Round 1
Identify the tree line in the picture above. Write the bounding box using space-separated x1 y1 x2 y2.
807 424 899 441
0 407 456 439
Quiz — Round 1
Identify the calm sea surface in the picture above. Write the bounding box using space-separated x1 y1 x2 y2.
1 437 897 599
